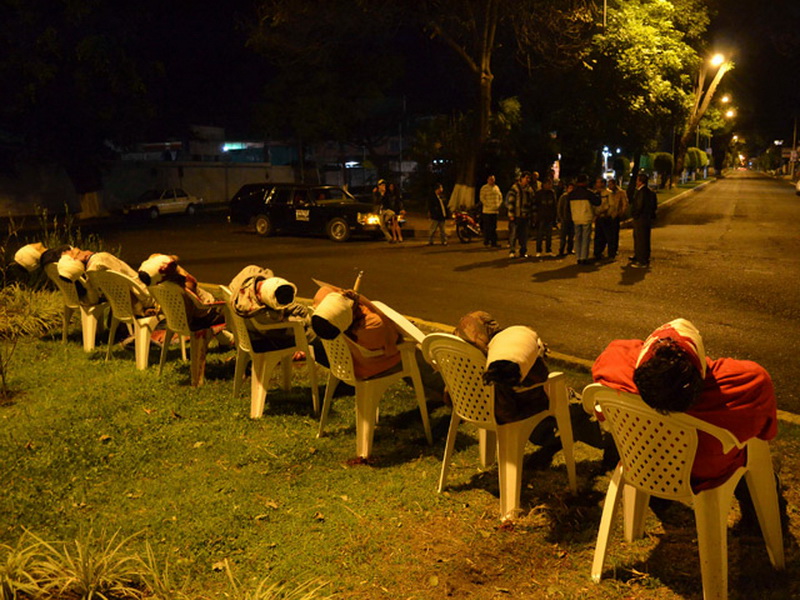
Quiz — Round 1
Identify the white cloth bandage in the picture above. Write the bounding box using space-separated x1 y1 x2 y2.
14 243 45 272
138 254 172 285
313 292 354 334
258 277 296 309
57 254 85 281
636 318 707 377
486 326 545 381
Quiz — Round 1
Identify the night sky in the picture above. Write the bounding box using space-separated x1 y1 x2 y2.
155 1 800 148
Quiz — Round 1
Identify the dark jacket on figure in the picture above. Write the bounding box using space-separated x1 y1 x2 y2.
534 188 557 223
428 192 449 221
631 185 657 221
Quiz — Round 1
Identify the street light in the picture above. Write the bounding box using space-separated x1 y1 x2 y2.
721 94 730 103
710 53 725 67
726 109 736 119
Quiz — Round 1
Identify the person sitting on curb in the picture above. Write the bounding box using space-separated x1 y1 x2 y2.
311 284 402 379
592 318 782 525
228 265 315 360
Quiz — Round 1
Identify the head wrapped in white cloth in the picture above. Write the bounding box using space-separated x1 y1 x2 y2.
137 254 173 286
258 277 297 309
14 243 46 272
57 254 85 282
311 292 354 338
484 326 545 385
635 318 707 377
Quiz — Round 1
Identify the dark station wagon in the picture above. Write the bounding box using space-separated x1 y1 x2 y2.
228 183 385 242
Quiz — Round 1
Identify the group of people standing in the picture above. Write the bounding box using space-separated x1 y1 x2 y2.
475 170 657 268
372 179 405 243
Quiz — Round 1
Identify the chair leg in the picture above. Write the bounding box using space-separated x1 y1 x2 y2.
355 383 381 458
592 464 625 582
280 356 292 391
106 317 120 362
496 421 532 519
479 429 497 467
158 328 172 376
694 486 735 600
62 305 74 343
233 348 249 398
180 336 187 361
305 344 320 416
134 321 154 370
405 352 433 444
189 330 210 387
317 373 339 438
744 440 785 569
438 413 461 493
80 306 101 352
623 486 650 541
549 376 577 492
250 352 285 419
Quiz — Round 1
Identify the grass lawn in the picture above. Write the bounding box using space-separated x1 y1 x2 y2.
1 331 798 599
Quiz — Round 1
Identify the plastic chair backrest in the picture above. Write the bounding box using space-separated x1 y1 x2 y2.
45 263 81 308
321 334 357 384
148 281 192 335
422 332 495 428
87 270 140 322
219 286 253 353
583 384 744 500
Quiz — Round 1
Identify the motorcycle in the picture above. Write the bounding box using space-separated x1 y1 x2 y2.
453 206 483 243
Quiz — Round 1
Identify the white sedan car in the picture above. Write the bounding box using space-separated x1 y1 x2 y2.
123 188 203 219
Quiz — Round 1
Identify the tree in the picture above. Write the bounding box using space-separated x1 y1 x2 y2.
0 0 164 181
588 0 706 186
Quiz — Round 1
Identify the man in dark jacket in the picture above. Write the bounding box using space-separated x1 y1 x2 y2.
630 172 658 268
427 183 449 245
533 178 557 256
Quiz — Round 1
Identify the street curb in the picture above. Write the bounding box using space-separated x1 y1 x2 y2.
404 314 799 426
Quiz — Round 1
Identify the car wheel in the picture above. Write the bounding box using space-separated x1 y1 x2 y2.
148 207 159 220
185 204 196 216
326 217 350 242
255 214 274 236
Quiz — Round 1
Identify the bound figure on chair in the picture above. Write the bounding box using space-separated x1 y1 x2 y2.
229 265 315 357
592 318 780 514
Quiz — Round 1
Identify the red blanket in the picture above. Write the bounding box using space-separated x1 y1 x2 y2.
592 339 777 491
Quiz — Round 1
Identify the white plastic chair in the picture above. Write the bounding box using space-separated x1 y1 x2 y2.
582 383 784 600
88 270 161 370
220 286 319 418
421 332 577 520
147 281 215 387
316 331 433 458
44 263 107 352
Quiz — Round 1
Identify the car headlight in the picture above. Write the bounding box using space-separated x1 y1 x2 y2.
358 212 382 226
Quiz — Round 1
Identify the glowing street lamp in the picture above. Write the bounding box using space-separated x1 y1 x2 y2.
710 53 725 67
726 109 736 119
721 94 730 103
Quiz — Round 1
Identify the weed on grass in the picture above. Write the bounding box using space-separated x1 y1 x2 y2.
1 338 799 599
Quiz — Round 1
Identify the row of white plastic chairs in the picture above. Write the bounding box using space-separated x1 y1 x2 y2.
44 265 784 600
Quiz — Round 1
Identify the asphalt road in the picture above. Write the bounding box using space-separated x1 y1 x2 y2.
96 171 800 413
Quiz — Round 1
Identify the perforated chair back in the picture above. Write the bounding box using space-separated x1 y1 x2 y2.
422 332 495 427
88 270 140 322
320 334 357 385
45 263 81 308
582 384 741 501
219 286 253 354
148 281 192 336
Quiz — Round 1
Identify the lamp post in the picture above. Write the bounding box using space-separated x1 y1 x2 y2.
675 53 732 183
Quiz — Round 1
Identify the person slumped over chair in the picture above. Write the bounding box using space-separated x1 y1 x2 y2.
138 253 232 346
228 265 315 355
454 311 614 468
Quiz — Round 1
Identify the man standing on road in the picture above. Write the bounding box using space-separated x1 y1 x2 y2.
480 174 503 248
506 171 533 258
630 172 657 268
427 183 449 245
533 178 557 256
567 174 600 265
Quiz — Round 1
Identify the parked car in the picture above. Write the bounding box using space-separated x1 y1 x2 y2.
228 183 387 242
123 188 203 219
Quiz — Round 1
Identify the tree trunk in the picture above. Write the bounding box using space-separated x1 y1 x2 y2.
449 70 492 210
